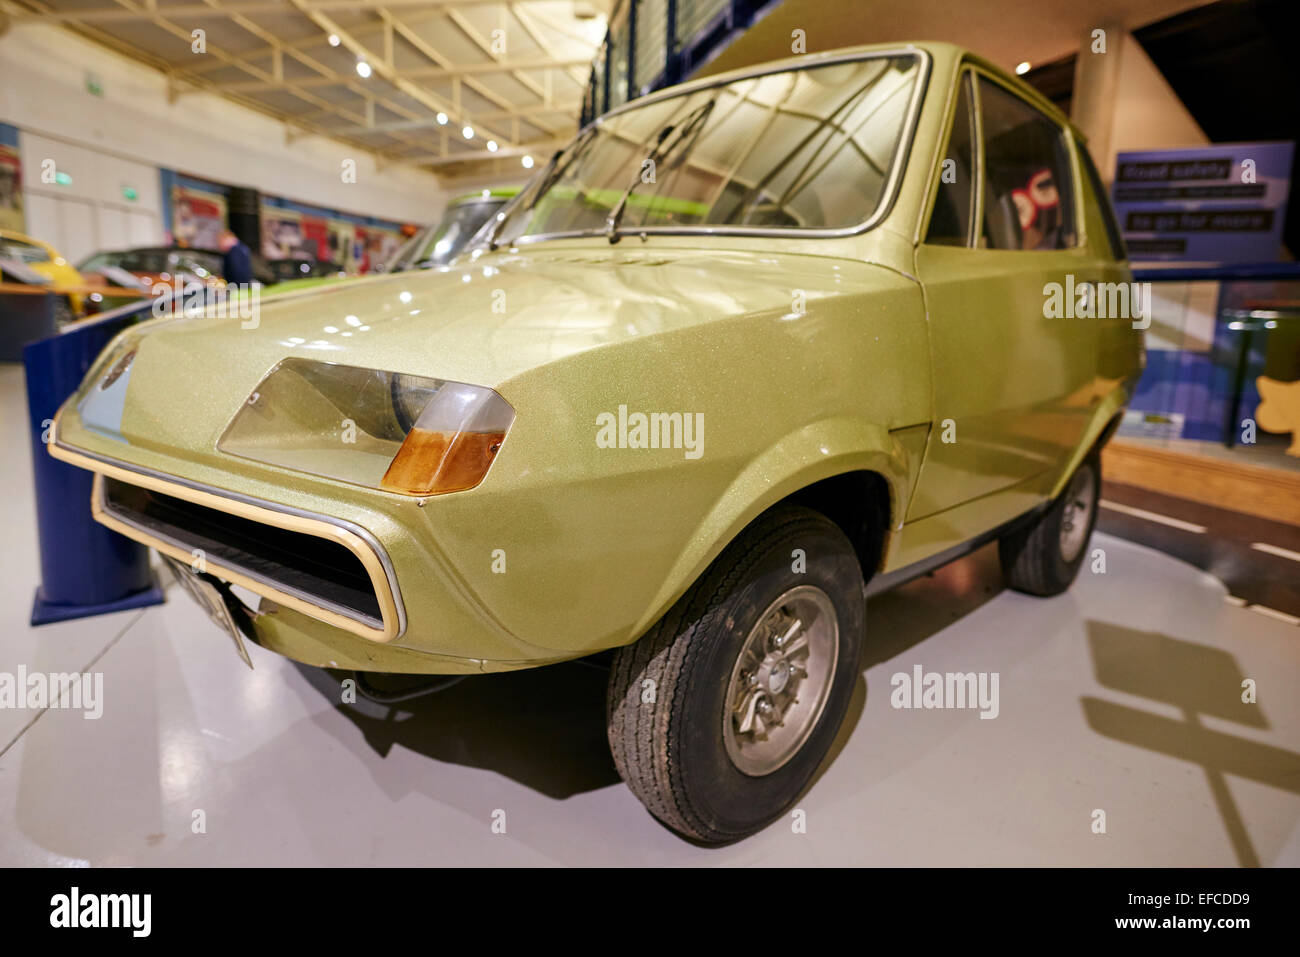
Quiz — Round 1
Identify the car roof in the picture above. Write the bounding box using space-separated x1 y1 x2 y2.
594 40 1083 143
450 186 521 205
120 245 224 256
0 229 54 250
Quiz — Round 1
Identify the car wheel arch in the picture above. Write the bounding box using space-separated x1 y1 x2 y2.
625 418 908 642
786 470 893 582
1048 391 1129 500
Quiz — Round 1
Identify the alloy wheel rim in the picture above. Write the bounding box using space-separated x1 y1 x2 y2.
1058 464 1096 563
722 585 839 777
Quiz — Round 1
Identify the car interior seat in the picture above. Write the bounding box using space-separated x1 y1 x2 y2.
985 190 1023 250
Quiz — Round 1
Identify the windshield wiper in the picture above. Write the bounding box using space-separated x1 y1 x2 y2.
483 154 555 251
485 126 600 251
479 202 516 253
605 100 715 244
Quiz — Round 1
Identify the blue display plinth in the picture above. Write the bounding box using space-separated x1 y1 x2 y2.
23 301 166 625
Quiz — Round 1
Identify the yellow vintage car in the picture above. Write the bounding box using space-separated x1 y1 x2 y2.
50 42 1141 843
0 229 86 320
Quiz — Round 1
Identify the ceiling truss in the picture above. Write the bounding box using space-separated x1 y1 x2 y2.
8 0 607 179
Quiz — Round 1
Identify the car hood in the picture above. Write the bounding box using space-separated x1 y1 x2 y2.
29 261 80 286
78 244 903 455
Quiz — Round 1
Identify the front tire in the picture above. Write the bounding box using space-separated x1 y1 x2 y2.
999 454 1100 596
606 506 866 844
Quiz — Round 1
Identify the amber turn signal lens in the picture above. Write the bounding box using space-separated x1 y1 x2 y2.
380 428 506 496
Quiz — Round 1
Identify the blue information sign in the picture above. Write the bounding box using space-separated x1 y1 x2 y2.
1112 142 1293 262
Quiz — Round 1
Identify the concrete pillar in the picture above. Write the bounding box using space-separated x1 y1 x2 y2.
1070 23 1125 184
1071 23 1209 184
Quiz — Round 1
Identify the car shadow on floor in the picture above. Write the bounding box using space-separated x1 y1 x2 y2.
292 657 619 800
293 543 1011 804
818 542 1008 781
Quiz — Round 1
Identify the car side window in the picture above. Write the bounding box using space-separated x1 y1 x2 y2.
925 73 977 246
977 78 1076 251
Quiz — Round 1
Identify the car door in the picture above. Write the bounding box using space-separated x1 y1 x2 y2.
907 68 1099 521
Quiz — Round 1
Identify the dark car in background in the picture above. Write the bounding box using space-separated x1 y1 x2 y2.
266 257 345 282
78 245 283 310
78 246 226 285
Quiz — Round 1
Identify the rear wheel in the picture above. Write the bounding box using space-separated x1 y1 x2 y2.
999 454 1100 596
606 506 865 844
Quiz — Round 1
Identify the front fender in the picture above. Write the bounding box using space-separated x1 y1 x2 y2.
628 416 913 640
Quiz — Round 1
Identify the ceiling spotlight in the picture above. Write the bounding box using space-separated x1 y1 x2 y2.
356 60 372 78
486 140 498 152
328 34 340 47
436 112 448 125
522 155 534 169
462 126 474 139
1015 61 1031 75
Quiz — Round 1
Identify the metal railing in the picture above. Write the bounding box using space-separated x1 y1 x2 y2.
581 0 782 125
1127 261 1300 451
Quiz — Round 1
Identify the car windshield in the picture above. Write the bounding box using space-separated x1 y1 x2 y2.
104 250 167 273
89 249 223 276
170 250 223 277
1 238 50 264
79 250 169 273
411 198 507 267
491 52 922 244
383 230 427 273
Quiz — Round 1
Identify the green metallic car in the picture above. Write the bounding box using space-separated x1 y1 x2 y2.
50 42 1141 844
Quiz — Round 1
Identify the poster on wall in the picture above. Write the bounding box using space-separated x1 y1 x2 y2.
260 210 403 273
372 229 402 269
327 221 356 272
301 217 330 261
1112 142 1294 262
261 206 331 262
352 227 369 272
353 226 402 273
172 186 228 250
0 145 24 233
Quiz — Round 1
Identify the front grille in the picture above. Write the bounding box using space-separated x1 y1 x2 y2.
101 477 383 627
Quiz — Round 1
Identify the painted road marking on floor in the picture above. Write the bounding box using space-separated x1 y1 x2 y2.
1251 542 1300 563
1225 594 1299 626
1247 604 1300 626
1099 500 1207 534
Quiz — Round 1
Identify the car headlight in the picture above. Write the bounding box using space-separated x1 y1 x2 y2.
74 336 140 441
218 358 514 496
81 332 138 392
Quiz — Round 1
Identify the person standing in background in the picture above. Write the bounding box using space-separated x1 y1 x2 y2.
218 228 254 285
